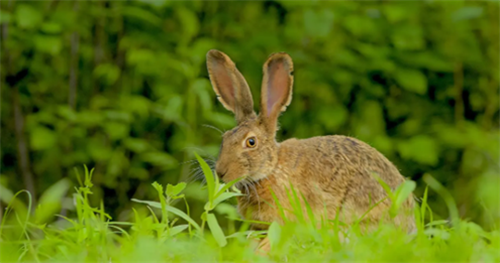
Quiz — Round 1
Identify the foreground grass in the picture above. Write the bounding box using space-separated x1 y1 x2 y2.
1 159 499 262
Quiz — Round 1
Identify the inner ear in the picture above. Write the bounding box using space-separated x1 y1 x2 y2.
206 50 256 123
266 58 293 115
260 52 294 132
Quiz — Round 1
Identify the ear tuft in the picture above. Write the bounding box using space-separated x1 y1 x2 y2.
207 49 228 63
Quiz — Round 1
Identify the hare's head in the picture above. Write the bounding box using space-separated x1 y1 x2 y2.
206 50 294 183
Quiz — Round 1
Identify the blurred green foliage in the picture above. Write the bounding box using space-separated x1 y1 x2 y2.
1 1 499 229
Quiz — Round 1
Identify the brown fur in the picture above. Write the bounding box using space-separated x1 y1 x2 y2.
206 50 416 241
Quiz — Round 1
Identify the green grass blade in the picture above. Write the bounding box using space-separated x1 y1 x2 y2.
423 174 459 228
390 180 416 217
195 152 215 203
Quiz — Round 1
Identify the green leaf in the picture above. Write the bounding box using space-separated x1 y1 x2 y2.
0 10 12 23
394 180 416 208
34 35 62 55
214 177 244 199
103 122 129 141
0 183 14 204
30 126 57 151
127 49 156 66
15 4 42 29
137 0 167 7
304 9 334 38
176 7 199 42
141 152 177 170
210 192 242 210
426 220 449 227
41 22 62 34
206 213 227 247
123 138 150 153
121 95 151 118
35 178 71 224
214 203 239 219
122 6 162 27
267 221 281 249
195 152 215 203
382 5 408 23
131 199 201 231
395 68 427 94
390 180 416 217
452 7 483 21
397 135 439 166
423 174 460 228
192 78 212 111
168 224 189 237
391 24 424 51
166 182 187 198
94 63 121 85
151 182 167 224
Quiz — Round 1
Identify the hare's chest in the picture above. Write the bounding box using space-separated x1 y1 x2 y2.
236 179 286 228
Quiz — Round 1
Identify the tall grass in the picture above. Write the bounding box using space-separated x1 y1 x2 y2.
0 157 499 262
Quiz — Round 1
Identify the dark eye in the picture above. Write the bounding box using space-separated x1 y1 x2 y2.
245 137 257 148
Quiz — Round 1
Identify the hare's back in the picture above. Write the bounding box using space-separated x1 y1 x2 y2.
281 135 405 189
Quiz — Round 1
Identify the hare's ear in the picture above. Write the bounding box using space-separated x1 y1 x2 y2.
260 52 294 133
206 49 256 123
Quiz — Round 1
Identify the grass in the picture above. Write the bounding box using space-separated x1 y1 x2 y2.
0 156 499 262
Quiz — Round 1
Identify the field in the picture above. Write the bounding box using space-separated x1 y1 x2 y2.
1 1 499 262
1 157 499 262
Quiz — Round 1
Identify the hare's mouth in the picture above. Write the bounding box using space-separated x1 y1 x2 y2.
234 173 265 191
216 170 227 180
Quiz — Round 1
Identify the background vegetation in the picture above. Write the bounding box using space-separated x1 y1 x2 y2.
1 0 499 239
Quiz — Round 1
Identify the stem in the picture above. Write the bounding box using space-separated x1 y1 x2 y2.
453 62 464 128
92 0 105 95
68 0 79 109
13 86 37 207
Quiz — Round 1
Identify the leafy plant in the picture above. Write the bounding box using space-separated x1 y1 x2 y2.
0 163 499 262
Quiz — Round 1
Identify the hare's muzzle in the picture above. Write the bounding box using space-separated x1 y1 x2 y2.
215 167 227 180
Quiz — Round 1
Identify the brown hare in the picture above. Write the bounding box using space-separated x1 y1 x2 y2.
206 50 416 250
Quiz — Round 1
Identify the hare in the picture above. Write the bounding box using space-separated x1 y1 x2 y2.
206 50 416 249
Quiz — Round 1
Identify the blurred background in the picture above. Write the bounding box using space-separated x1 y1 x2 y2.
1 1 499 230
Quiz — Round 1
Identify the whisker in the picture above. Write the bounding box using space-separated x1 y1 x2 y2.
186 167 204 184
182 147 217 159
180 159 199 166
243 182 250 201
182 156 216 182
202 124 224 135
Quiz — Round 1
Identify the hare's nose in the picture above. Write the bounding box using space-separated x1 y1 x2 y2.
215 168 227 179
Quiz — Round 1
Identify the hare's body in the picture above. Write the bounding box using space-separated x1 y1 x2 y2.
237 135 415 231
205 50 416 249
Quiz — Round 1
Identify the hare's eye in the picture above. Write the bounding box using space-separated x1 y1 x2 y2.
245 137 257 148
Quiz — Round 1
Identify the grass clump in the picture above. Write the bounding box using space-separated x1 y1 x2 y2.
0 158 499 262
